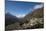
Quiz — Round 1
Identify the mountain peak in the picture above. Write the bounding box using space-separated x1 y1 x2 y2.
5 12 14 16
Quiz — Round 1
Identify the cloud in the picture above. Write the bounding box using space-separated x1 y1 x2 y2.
33 4 44 9
15 14 26 18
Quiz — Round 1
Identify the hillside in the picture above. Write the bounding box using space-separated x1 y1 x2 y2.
25 7 44 18
5 13 19 26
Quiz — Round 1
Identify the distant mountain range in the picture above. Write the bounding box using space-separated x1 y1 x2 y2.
5 7 44 27
6 7 44 30
5 13 19 26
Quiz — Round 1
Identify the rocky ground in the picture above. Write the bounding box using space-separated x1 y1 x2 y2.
6 18 44 30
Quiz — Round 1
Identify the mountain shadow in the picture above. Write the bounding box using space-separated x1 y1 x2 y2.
5 13 19 26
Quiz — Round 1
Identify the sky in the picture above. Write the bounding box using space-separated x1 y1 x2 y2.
5 0 43 18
